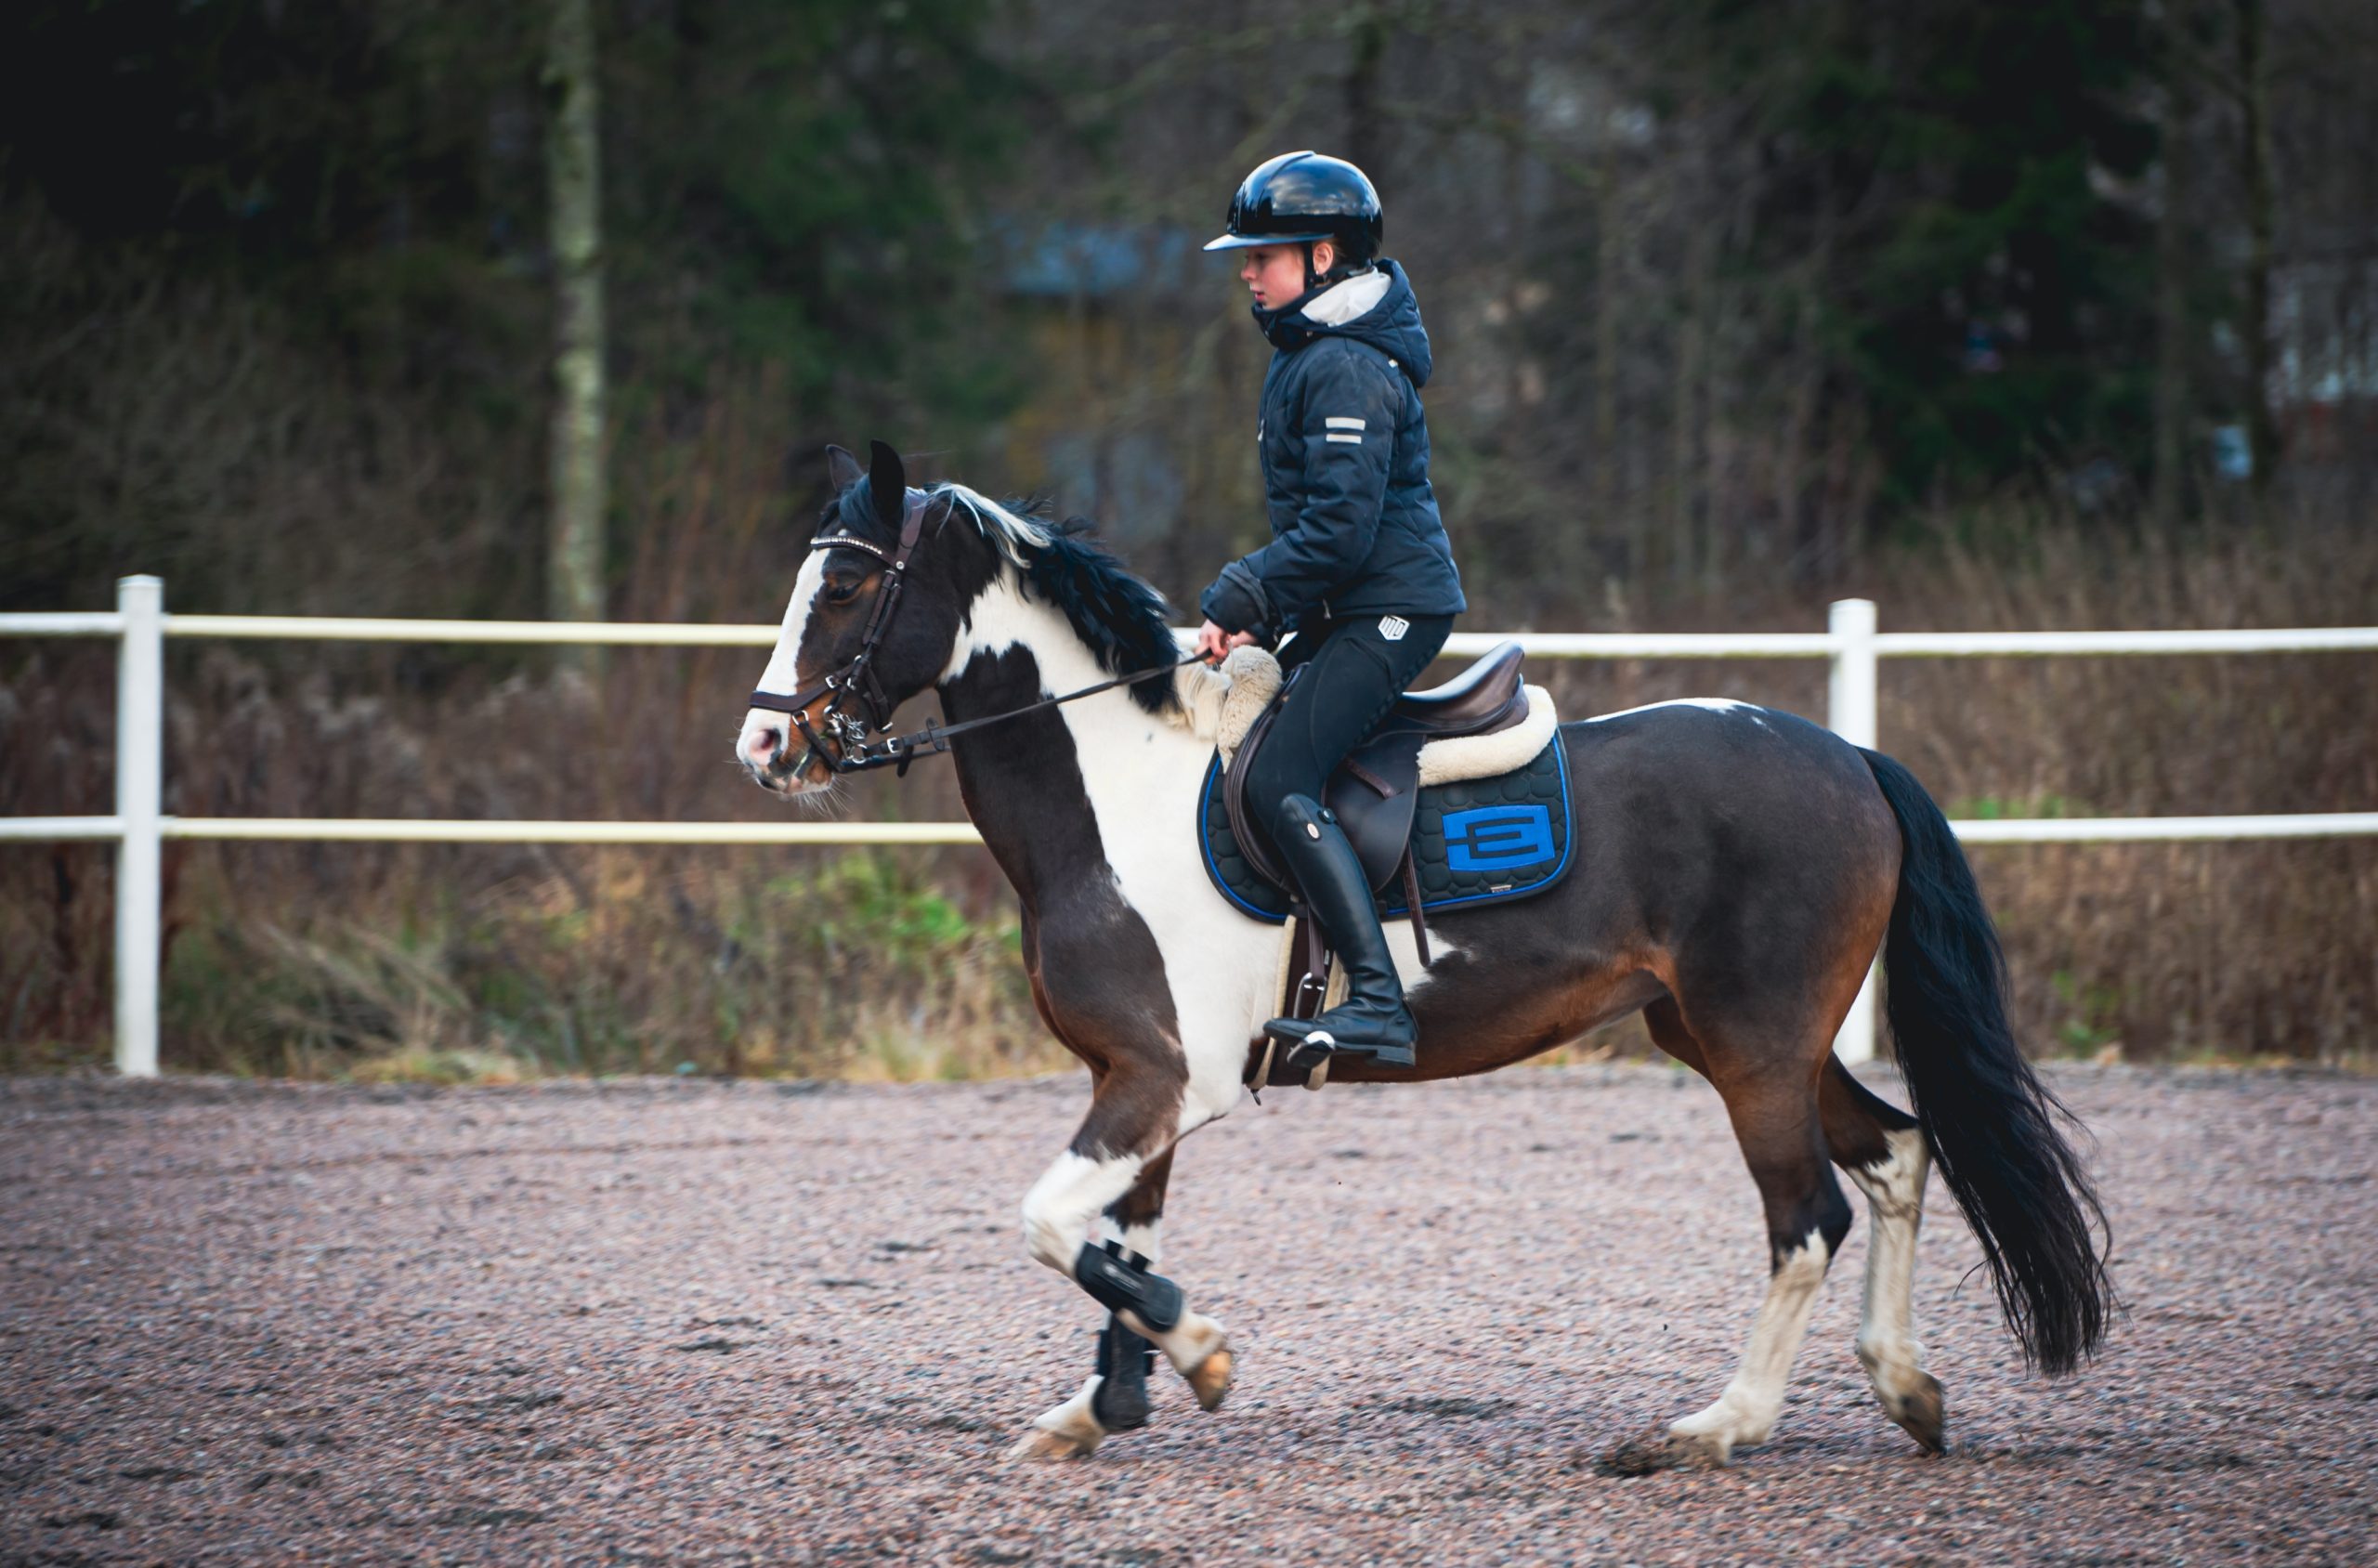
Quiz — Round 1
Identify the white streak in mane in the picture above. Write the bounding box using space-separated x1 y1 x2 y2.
934 481 1202 732
934 482 1052 569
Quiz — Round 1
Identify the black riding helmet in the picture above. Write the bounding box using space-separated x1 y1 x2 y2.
1203 151 1382 289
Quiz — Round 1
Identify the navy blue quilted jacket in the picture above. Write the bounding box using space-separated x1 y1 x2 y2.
1197 259 1466 643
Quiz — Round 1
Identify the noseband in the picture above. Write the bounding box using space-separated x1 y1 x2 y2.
747 491 1196 779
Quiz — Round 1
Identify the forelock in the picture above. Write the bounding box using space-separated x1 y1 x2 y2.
819 477 904 546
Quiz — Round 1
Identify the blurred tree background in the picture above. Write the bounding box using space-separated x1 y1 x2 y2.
3 0 2373 1076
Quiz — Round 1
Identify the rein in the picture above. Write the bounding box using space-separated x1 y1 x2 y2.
746 492 1201 778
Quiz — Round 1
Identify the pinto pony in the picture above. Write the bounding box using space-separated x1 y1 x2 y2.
738 442 2111 1469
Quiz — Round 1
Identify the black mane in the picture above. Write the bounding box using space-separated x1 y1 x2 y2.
817 478 1182 716
1003 503 1182 716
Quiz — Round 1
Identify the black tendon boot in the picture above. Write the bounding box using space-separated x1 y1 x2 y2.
1261 793 1418 1069
1089 1313 1156 1431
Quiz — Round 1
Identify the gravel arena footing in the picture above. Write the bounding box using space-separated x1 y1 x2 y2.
2 1063 2371 1565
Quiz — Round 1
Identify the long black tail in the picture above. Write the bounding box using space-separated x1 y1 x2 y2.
1861 748 2114 1375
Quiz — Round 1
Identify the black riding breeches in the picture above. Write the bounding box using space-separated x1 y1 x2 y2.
1244 612 1455 856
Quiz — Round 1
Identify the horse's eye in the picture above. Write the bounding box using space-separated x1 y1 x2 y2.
823 576 866 606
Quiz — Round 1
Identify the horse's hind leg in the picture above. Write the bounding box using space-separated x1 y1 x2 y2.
1634 1001 1852 1469
1823 1059 1944 1453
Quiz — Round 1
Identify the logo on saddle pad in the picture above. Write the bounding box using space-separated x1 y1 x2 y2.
1443 804 1557 871
1378 615 1409 641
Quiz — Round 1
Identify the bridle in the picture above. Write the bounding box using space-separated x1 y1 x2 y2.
746 490 1198 780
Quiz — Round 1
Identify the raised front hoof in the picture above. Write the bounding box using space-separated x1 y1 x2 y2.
1154 1313 1233 1411
1595 1427 1733 1477
1881 1372 1947 1455
1185 1347 1235 1412
1006 1426 1101 1463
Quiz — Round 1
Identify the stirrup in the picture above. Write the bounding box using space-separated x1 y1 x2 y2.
1262 1018 1417 1072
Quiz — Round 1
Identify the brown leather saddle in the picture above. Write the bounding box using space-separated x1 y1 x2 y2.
1222 639 1530 947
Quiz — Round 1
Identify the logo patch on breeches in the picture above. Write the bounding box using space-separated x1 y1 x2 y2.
1378 615 1409 642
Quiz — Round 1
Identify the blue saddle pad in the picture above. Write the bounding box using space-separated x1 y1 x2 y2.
1196 732 1574 923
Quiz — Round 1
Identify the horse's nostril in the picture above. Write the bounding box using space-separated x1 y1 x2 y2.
749 726 780 760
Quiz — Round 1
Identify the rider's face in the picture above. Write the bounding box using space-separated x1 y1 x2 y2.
1238 242 1333 309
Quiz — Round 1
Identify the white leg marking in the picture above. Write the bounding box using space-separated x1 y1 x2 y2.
1010 1376 1106 1461
1846 1126 1940 1433
1021 1150 1146 1274
1112 1216 1162 1268
1020 1146 1226 1386
1032 1156 1229 1405
1021 1147 1228 1387
1669 1228 1835 1463
1116 1303 1231 1383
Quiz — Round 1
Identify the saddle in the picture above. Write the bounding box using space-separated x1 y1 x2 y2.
1192 643 1571 1091
1221 640 1533 899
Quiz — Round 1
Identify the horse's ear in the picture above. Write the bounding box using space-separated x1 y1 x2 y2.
824 444 864 493
867 440 907 531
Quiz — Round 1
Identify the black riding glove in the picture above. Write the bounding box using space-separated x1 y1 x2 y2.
1197 559 1279 647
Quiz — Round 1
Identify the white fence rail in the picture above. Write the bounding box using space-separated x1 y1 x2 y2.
6 576 2376 1076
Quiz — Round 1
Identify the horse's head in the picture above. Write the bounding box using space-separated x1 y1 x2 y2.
737 440 993 795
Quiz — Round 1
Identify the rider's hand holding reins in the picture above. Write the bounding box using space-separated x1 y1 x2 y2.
1196 620 1259 664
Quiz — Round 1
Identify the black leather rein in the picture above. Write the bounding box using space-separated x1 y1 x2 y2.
746 494 1199 779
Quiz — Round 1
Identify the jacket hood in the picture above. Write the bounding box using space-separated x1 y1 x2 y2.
1253 258 1432 388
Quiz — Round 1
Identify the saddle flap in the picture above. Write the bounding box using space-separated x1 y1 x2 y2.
1221 679 1422 896
1324 731 1424 893
1220 695 1287 888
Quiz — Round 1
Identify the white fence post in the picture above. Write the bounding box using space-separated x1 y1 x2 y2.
114 576 164 1078
1828 597 1881 1065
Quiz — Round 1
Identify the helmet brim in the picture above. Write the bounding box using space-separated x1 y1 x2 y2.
1202 230 1339 253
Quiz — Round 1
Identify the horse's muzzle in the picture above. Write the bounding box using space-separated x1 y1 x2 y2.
738 711 836 794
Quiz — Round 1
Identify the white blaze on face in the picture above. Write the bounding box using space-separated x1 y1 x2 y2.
737 547 832 783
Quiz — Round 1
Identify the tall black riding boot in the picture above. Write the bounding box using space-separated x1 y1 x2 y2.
1261 793 1418 1070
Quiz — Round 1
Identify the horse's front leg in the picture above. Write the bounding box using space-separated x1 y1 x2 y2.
1011 1149 1179 1460
1009 1079 1233 1461
1082 1146 1174 1435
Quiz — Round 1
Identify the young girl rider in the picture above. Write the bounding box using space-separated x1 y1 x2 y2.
1195 150 1467 1075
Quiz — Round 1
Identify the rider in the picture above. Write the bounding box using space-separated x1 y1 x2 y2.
1195 150 1467 1073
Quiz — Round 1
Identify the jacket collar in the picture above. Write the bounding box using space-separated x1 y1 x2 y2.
1250 259 1432 387
1297 268 1392 326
